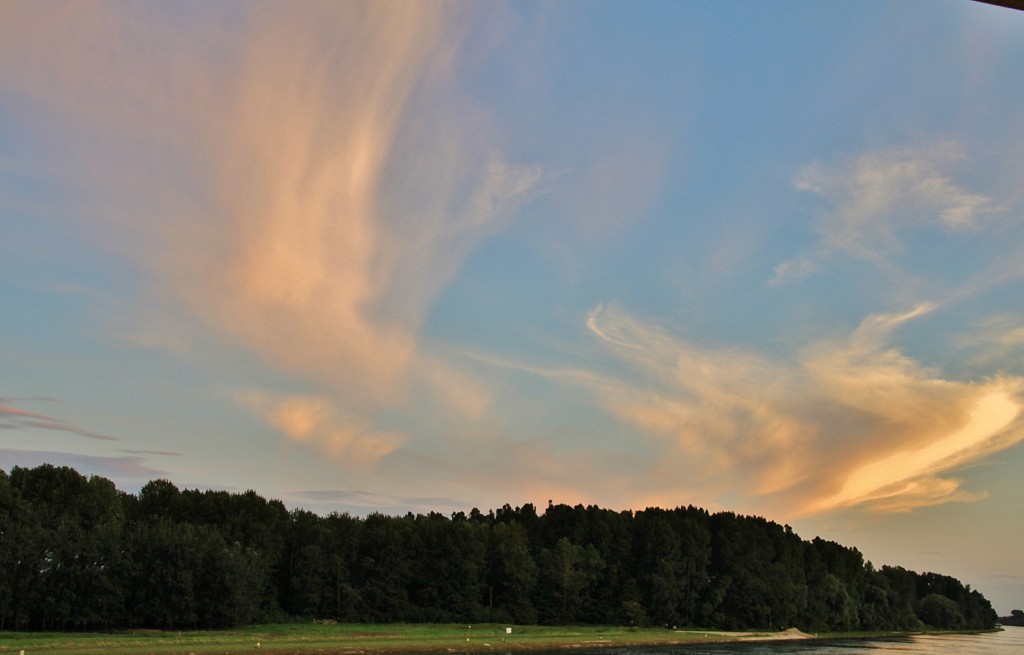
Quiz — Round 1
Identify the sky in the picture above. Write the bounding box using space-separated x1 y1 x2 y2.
2 0 1024 614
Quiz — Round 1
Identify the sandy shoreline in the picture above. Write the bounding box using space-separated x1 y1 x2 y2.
437 628 821 652
685 627 816 641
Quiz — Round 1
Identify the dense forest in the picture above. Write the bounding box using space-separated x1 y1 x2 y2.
0 464 997 632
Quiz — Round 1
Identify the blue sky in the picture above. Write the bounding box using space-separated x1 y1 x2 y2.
3 1 1024 613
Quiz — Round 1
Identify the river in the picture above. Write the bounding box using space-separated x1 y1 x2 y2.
559 626 1024 655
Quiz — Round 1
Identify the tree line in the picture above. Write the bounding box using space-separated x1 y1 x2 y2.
0 464 997 632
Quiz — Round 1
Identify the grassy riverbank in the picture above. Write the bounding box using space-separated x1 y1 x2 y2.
2 622 974 655
0 622 836 655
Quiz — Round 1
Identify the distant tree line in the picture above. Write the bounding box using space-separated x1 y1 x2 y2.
0 464 997 632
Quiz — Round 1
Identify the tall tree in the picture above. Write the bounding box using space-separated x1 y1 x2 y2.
487 521 538 623
538 537 604 623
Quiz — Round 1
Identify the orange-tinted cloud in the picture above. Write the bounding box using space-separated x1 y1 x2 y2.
0 3 538 454
236 391 405 468
578 302 1024 517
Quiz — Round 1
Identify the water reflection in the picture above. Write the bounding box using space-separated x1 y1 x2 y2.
517 627 1024 655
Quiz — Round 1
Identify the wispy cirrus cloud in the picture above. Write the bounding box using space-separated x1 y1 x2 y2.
771 142 994 285
0 448 165 484
0 397 119 442
956 313 1024 371
576 303 1023 516
0 3 538 459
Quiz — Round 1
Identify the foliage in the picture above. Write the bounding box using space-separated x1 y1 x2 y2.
999 609 1024 626
0 464 999 632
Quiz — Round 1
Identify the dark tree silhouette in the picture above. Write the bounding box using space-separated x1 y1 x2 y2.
0 464 999 632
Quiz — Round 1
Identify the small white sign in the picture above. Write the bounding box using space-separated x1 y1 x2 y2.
506 628 512 635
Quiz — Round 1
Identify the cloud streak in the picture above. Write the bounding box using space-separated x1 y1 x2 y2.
0 398 119 442
577 303 1024 517
0 448 165 484
956 314 1024 371
0 2 538 457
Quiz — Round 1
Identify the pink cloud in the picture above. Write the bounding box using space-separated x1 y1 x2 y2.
0 399 119 442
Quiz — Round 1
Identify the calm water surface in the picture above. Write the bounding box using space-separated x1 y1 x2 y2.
556 627 1024 655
